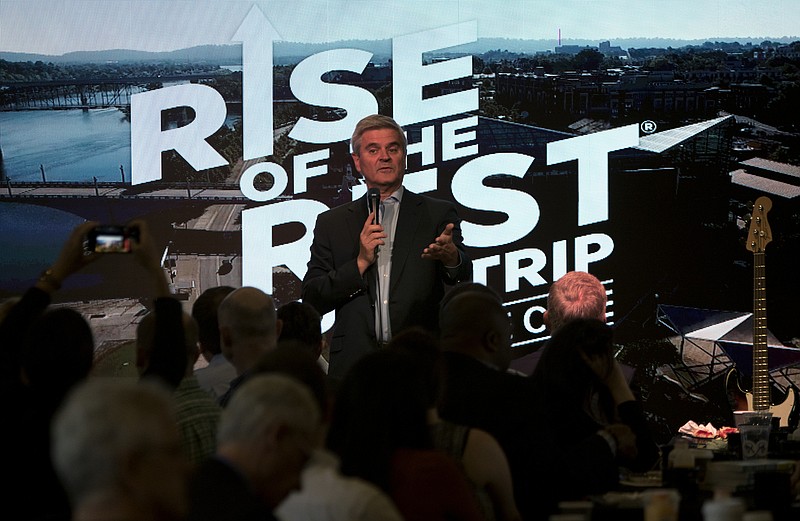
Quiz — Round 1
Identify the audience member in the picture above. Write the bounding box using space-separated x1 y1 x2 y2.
126 219 182 388
327 348 485 521
137 307 221 464
187 373 319 521
277 299 329 374
437 286 536 520
12 307 94 521
510 271 607 375
21 307 94 412
389 327 522 521
545 272 607 330
191 285 237 399
2 221 98 395
136 296 187 389
51 377 190 521
3 219 168 521
251 345 404 521
216 286 282 406
527 318 659 518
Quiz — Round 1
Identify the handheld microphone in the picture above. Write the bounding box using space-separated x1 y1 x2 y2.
367 188 381 225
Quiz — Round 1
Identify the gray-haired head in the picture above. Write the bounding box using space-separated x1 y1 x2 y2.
351 114 407 156
51 378 186 516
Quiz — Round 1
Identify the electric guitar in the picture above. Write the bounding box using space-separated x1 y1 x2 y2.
726 196 798 428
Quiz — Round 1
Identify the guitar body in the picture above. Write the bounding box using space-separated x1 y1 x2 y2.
726 196 800 431
726 368 800 429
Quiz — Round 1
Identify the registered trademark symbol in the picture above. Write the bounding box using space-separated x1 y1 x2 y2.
641 120 657 134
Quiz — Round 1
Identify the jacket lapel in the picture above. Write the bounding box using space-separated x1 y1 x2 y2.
390 191 422 293
346 194 369 254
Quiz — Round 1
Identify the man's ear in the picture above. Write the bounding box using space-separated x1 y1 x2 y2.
219 326 232 347
483 328 499 353
543 310 551 329
258 422 285 456
219 327 233 360
351 153 362 174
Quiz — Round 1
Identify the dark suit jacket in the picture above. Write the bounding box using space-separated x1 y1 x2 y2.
188 457 278 521
302 189 471 378
524 400 657 520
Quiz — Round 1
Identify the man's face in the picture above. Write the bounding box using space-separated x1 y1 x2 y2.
135 425 190 520
259 428 313 509
352 128 406 194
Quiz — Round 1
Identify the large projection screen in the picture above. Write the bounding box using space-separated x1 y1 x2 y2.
2 0 799 434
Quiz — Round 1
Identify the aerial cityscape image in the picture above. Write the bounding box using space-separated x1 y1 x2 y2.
2 0 800 440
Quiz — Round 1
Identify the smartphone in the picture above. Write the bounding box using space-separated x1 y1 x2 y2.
85 225 139 254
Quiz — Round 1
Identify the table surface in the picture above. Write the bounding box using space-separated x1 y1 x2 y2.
565 435 800 521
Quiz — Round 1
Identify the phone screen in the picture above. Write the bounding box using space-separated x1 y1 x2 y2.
93 232 130 253
87 226 135 253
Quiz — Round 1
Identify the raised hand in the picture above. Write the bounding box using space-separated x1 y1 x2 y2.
37 221 100 292
581 351 636 406
605 423 638 460
421 222 459 266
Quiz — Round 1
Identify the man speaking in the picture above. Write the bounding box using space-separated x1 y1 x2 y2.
302 114 472 377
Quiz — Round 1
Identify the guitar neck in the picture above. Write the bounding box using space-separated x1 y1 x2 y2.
752 250 770 410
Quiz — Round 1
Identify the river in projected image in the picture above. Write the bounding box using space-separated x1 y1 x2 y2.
0 106 234 292
1 108 132 183
0 108 131 292
0 202 85 293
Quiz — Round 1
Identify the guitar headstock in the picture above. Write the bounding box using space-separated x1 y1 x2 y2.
746 196 773 254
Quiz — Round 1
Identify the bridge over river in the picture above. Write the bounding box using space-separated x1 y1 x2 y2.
0 180 255 252
2 180 250 203
0 72 239 111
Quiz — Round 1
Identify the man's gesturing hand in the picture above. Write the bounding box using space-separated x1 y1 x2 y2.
422 223 459 266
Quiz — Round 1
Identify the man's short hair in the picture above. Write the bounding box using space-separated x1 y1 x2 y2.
51 378 178 504
191 286 235 355
440 290 507 340
253 344 329 419
546 271 607 333
136 310 199 363
22 307 93 393
217 373 319 446
439 281 502 323
351 114 407 156
277 300 322 351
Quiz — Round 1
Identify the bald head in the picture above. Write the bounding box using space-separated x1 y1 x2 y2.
439 290 512 371
217 287 281 374
545 271 607 333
